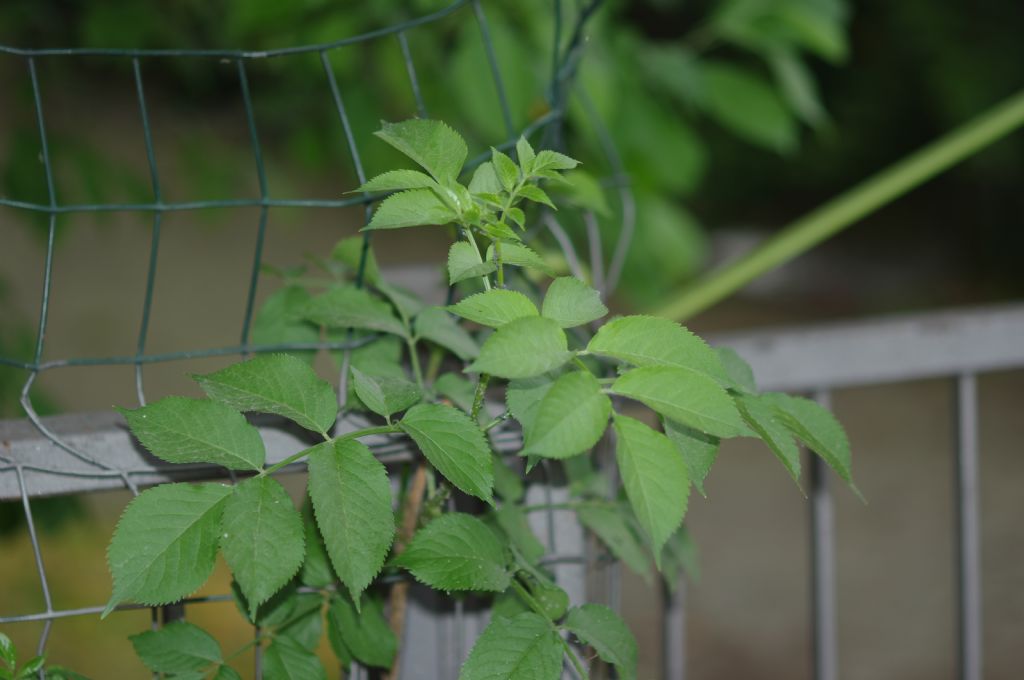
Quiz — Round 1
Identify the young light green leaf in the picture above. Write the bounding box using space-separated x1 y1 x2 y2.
468 161 502 195
611 366 747 438
364 188 458 230
664 419 720 497
327 593 397 669
251 285 319 364
129 622 222 675
330 236 380 285
356 169 438 193
586 315 728 383
350 366 422 418
533 149 580 173
515 136 536 173
505 206 526 230
467 317 571 379
304 285 408 338
541 277 608 328
761 393 854 485
448 241 496 285
393 513 510 592
400 403 494 503
414 307 480 360
118 396 264 471
577 505 651 581
716 346 757 392
516 184 556 210
299 500 334 589
435 372 476 413
375 119 467 182
459 613 562 680
308 439 395 604
263 636 326 680
493 504 545 564
735 393 801 485
523 371 611 459
491 148 519 191
613 414 690 564
565 604 638 680
485 242 555 276
105 483 232 616
194 354 338 435
505 373 556 432
448 289 538 328
220 477 305 618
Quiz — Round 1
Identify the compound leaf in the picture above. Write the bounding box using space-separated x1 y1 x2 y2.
415 307 480 360
299 500 334 588
129 621 222 675
350 366 422 418
613 414 689 565
761 392 854 485
304 285 408 338
736 393 802 485
400 403 494 503
327 593 397 669
375 119 467 183
263 636 326 680
565 604 638 680
467 317 570 379
194 354 338 435
308 439 395 604
448 241 496 284
459 612 562 680
523 371 611 459
533 149 579 173
220 477 305 618
105 483 231 616
394 513 509 592
357 169 438 193
541 277 608 328
611 366 747 438
587 315 728 383
491 147 520 191
118 396 264 471
448 289 538 328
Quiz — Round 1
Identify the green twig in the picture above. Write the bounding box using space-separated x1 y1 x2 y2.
654 87 1024 321
406 337 424 389
470 373 490 422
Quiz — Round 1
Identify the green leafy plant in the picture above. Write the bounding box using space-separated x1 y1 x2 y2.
0 632 88 679
105 119 857 678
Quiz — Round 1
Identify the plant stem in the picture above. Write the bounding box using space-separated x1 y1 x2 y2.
653 86 1024 321
463 227 491 291
406 337 424 389
495 240 505 288
470 373 490 422
482 410 511 432
258 424 400 477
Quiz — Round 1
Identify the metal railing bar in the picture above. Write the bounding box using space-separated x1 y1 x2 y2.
809 389 838 680
471 0 515 139
396 32 428 118
16 466 55 656
955 373 983 680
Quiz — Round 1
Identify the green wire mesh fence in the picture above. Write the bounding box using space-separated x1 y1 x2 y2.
0 0 637 676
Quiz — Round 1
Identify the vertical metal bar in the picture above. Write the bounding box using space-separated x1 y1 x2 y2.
16 466 54 656
396 32 428 118
662 579 687 680
955 373 982 680
471 0 515 139
809 389 838 680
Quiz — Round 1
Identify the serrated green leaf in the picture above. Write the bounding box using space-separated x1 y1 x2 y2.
415 307 480 360
356 169 438 193
304 285 408 338
480 220 522 242
515 137 536 173
275 592 324 651
485 242 555 276
533 149 579 173
330 236 381 285
467 317 571 379
664 419 720 497
299 500 334 588
541 277 608 328
613 414 689 564
448 241 496 285
459 612 562 680
577 505 651 581
327 593 396 669
505 373 557 432
375 119 467 183
194 354 337 435
365 188 459 231
350 366 422 418
118 397 264 471
468 161 502 195
308 439 395 603
220 477 305 618
231 580 297 628
762 393 854 485
449 290 538 328
394 513 509 592
251 286 319 363
129 622 222 674
611 366 747 437
736 393 801 485
492 455 524 502
263 636 326 680
0 633 13 670
506 207 526 230
702 62 797 153
587 315 728 382
716 346 757 392
523 371 610 459
491 148 519 191
105 483 231 616
516 184 555 210
400 403 494 503
565 604 638 679
493 504 544 564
